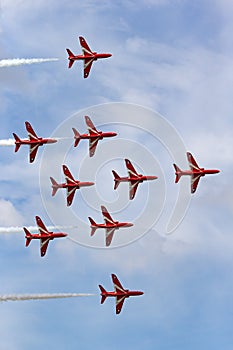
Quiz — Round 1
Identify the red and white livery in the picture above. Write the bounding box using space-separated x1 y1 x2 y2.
23 216 67 257
13 122 57 163
50 165 94 206
88 206 133 246
72 116 117 157
173 152 220 193
99 274 144 314
66 36 112 78
112 159 158 200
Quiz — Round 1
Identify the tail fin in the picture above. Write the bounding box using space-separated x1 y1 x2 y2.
66 49 75 68
72 128 81 147
23 227 32 247
88 217 97 236
50 177 59 196
173 164 182 183
12 133 21 152
99 285 107 304
112 170 121 190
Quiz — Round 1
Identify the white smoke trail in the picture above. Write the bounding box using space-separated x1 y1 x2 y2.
0 225 77 234
0 139 15 146
0 58 59 68
0 293 95 302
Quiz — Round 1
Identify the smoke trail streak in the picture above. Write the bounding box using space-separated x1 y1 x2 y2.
0 226 77 234
0 139 15 146
0 293 95 302
0 58 59 68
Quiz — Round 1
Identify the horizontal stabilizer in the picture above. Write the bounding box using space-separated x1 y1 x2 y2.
23 227 32 247
66 49 75 58
112 170 121 190
99 285 107 304
72 128 81 147
173 164 182 183
88 217 97 236
12 133 21 152
50 177 59 196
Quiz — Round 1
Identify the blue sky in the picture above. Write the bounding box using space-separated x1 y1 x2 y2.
0 0 233 349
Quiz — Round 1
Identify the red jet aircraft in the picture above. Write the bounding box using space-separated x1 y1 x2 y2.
99 274 144 314
88 205 133 246
72 116 117 157
23 216 67 257
66 36 112 78
173 152 220 193
13 121 57 163
50 165 94 206
112 159 158 200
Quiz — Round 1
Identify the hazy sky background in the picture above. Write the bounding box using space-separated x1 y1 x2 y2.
0 1 233 349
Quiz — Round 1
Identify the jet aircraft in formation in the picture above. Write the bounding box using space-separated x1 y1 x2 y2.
73 116 117 157
112 158 158 200
173 152 220 193
50 165 94 206
23 216 67 257
66 36 112 78
13 122 57 163
88 205 133 246
99 274 144 314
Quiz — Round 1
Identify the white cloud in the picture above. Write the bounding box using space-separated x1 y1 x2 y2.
0 198 23 226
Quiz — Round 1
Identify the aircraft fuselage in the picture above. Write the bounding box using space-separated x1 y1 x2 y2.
176 168 220 177
69 53 112 61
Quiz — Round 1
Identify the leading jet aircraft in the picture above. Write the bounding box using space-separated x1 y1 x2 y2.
99 274 144 314
173 152 220 193
88 205 133 246
23 216 67 257
112 159 158 200
13 122 57 163
72 116 117 157
66 36 112 78
50 165 94 206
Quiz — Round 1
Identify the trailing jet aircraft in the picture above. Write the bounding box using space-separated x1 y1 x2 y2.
99 274 144 314
50 165 94 206
88 205 133 246
23 216 67 257
66 36 112 78
112 159 158 200
72 116 117 157
13 121 57 163
173 152 220 193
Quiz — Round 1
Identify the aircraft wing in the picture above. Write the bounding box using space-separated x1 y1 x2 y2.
115 295 126 315
101 206 115 225
83 58 94 78
63 165 76 185
29 143 40 163
125 159 139 179
79 36 93 56
187 152 200 171
36 216 49 235
105 227 116 247
191 174 202 194
89 137 99 157
85 116 98 134
129 181 140 200
66 187 76 206
112 274 125 293
40 237 50 257
25 121 39 141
